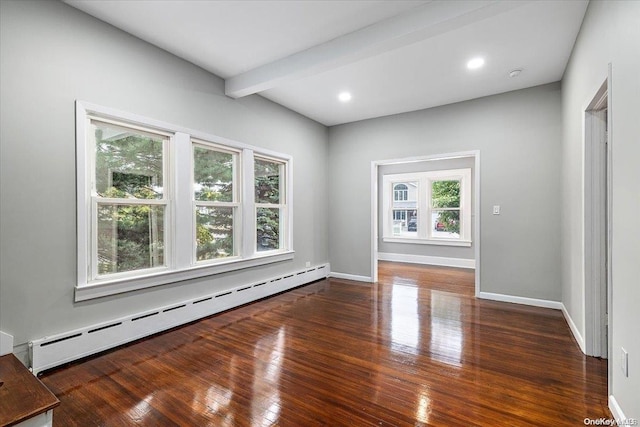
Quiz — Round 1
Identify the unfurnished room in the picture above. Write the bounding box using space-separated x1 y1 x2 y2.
0 1 638 426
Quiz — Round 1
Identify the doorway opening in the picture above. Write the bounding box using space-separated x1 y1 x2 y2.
584 78 610 360
371 151 480 294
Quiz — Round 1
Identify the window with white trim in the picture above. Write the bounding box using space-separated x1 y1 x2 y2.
382 169 471 246
77 102 293 300
255 157 287 253
91 119 170 278
193 142 240 262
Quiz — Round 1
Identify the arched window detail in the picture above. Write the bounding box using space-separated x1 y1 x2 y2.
394 183 408 201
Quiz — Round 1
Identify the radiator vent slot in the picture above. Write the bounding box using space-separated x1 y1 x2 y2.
29 262 330 375
131 312 159 322
163 304 186 313
88 322 122 334
40 333 82 347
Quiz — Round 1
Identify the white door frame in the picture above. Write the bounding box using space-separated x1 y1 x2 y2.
583 69 612 360
370 150 480 296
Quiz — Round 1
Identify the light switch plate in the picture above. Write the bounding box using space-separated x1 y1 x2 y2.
621 347 629 377
493 205 500 215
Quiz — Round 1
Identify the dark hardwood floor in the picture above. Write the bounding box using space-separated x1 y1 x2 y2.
40 262 610 426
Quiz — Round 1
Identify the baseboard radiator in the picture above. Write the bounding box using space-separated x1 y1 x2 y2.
29 263 329 375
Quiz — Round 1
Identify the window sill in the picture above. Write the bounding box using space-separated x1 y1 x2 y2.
382 237 472 247
75 250 295 302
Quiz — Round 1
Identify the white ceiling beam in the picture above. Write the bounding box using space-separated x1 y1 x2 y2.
225 0 531 98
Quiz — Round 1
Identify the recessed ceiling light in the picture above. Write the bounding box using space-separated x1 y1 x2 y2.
338 92 352 102
466 57 485 70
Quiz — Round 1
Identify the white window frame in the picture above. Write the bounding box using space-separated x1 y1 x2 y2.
254 155 289 256
382 169 472 247
192 141 242 263
76 101 293 301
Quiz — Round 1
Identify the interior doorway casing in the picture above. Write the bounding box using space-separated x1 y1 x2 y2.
583 72 611 361
370 151 480 296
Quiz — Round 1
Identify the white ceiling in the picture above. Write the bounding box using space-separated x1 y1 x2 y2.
65 0 588 126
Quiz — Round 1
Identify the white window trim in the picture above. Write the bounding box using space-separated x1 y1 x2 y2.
76 101 294 302
254 155 289 255
191 141 242 263
382 169 472 246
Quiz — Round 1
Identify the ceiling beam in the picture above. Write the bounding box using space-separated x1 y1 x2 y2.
225 0 531 98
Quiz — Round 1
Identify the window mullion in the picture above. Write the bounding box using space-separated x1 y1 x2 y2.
93 198 168 206
173 132 193 269
420 178 429 239
242 149 255 258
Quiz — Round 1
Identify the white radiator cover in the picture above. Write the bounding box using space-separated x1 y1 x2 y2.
29 263 329 375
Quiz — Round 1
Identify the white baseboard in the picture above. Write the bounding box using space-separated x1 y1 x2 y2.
378 252 475 269
330 272 372 283
561 303 586 354
477 292 563 310
0 331 14 356
608 395 627 424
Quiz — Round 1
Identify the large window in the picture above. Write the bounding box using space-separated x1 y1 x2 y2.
382 169 471 246
77 102 293 300
92 119 169 278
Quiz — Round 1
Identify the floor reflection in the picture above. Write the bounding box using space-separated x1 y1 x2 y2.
415 385 432 424
252 327 286 427
390 283 420 355
200 383 234 427
127 393 154 423
430 291 463 367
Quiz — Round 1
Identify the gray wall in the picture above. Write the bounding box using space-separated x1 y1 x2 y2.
561 0 640 418
378 157 475 260
0 0 328 347
329 83 562 301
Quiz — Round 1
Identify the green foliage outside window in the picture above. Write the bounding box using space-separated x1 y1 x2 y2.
255 159 281 251
94 124 165 274
432 180 461 234
194 147 234 260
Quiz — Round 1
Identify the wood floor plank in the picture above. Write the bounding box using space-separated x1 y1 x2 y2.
40 262 610 426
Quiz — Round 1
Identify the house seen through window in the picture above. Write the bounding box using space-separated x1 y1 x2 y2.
383 169 471 246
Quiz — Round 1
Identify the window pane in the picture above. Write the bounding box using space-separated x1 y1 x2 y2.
257 207 280 251
393 210 417 236
94 121 164 199
431 180 460 208
194 146 234 202
195 206 234 260
97 204 165 275
255 159 281 204
431 210 460 239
